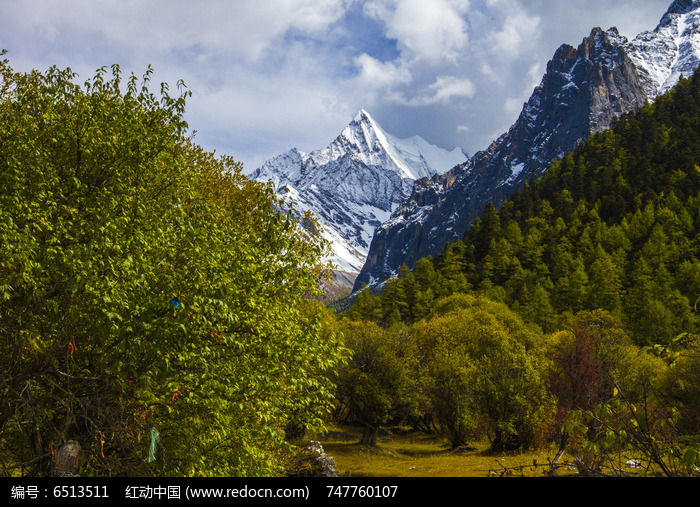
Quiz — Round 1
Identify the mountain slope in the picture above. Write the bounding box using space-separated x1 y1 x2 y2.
250 110 467 280
354 0 700 292
347 66 700 346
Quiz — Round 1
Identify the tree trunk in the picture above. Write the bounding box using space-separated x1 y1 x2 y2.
360 426 378 446
449 426 468 450
549 433 569 477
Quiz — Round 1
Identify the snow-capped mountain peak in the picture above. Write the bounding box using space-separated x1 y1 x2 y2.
321 109 464 182
627 0 700 97
249 111 467 281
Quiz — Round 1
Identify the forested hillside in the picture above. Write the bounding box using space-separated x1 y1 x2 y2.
349 69 700 347
332 71 700 476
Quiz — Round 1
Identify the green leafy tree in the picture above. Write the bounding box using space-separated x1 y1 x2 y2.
345 285 382 322
425 344 477 449
380 275 409 326
412 314 478 448
0 54 343 477
335 321 412 446
659 334 700 436
415 297 553 452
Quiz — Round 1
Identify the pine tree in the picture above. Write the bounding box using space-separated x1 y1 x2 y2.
588 245 623 314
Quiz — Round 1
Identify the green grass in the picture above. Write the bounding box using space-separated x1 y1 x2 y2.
318 425 573 477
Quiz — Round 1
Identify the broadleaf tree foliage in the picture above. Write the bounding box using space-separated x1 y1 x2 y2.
0 51 345 477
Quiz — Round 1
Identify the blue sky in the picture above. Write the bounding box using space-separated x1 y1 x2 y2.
0 0 674 171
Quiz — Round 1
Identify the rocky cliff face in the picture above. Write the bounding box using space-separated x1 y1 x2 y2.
354 0 700 291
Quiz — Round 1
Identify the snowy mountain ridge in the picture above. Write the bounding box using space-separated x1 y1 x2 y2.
249 110 467 277
627 0 700 98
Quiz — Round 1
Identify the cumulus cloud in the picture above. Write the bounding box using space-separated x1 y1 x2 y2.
363 0 471 62
503 96 524 116
354 53 412 88
403 76 476 106
480 62 502 83
0 0 362 170
0 0 352 61
0 0 676 170
486 1 542 57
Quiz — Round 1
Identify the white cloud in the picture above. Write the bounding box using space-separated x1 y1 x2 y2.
485 0 541 58
489 12 541 57
354 53 412 88
427 76 475 104
0 0 352 61
364 0 471 62
503 97 524 116
527 62 544 90
0 0 363 171
0 0 676 171
481 62 501 83
399 75 476 106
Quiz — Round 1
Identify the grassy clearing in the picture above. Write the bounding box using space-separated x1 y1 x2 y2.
318 425 574 477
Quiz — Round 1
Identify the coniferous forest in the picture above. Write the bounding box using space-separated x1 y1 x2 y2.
2 50 700 477
349 72 700 345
